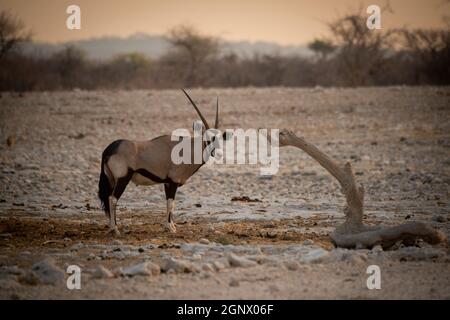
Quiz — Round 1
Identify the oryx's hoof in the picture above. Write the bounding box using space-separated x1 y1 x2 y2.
166 222 177 233
108 227 121 237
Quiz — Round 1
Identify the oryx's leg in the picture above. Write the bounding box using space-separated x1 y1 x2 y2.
164 182 179 233
108 195 120 236
108 172 132 236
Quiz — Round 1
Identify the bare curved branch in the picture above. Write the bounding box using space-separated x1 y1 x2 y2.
278 130 446 249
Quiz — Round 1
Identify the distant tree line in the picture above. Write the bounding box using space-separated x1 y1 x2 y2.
0 10 449 91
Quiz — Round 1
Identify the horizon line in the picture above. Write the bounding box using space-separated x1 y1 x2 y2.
30 31 312 48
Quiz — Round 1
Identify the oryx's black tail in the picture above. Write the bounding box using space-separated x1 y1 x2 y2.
98 156 111 215
98 140 123 215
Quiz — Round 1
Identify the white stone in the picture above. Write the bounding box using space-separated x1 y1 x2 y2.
32 259 65 285
122 261 160 277
92 265 114 279
299 248 329 264
227 253 258 268
163 258 193 273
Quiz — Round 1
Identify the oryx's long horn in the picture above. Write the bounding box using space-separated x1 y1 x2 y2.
181 89 210 130
215 96 219 129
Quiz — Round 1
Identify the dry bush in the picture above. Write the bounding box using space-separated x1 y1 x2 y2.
0 10 31 60
400 28 450 84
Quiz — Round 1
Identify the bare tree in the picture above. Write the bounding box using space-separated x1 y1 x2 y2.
326 10 394 86
0 10 31 60
166 25 219 86
308 39 335 60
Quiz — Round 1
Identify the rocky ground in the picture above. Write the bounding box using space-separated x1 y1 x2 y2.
0 87 449 299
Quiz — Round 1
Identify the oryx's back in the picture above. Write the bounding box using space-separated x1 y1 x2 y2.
101 135 201 187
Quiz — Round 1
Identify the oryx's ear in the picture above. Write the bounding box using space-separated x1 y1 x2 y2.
222 130 233 141
192 120 204 137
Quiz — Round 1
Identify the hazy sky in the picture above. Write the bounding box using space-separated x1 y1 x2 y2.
0 0 448 45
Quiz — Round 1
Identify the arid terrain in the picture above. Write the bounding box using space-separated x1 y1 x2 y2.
0 87 449 299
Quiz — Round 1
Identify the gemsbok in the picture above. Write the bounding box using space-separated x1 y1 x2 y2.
98 89 223 236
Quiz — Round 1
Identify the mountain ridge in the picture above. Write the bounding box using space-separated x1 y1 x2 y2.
20 33 312 60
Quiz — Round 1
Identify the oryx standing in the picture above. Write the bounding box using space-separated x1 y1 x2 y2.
98 89 221 236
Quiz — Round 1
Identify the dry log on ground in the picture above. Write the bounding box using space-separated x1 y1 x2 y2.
277 129 446 249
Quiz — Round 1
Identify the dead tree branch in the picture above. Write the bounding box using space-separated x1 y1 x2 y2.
278 130 446 249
